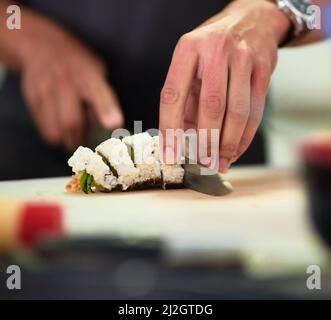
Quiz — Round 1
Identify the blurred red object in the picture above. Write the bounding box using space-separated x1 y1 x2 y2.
0 201 64 252
19 203 64 248
300 132 331 169
301 131 331 250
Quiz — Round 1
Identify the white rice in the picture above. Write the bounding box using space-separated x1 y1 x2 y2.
124 133 162 183
151 135 184 186
68 147 117 190
96 138 139 190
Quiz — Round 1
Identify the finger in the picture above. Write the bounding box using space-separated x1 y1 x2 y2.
234 61 271 162
80 76 124 130
25 81 61 146
197 51 228 167
184 79 201 131
56 75 85 151
159 34 198 163
219 51 252 173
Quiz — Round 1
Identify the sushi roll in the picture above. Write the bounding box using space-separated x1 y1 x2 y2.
123 133 162 187
66 132 185 194
160 164 185 189
151 136 185 189
95 138 139 191
66 147 117 193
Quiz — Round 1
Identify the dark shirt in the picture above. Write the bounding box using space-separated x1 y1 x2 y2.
0 0 265 180
22 0 228 130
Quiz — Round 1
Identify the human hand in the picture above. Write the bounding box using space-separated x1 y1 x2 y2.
20 21 123 151
159 0 291 172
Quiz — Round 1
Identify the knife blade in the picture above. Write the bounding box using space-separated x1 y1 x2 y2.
183 159 233 196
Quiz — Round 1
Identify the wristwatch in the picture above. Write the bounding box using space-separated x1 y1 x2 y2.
275 0 315 37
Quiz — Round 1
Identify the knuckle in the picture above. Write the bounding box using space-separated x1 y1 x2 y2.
177 33 197 50
160 87 180 106
222 30 235 45
239 137 251 150
256 58 272 78
202 95 225 119
207 30 223 43
208 33 227 54
249 109 264 124
236 47 253 66
228 105 249 123
220 144 237 158
179 33 191 44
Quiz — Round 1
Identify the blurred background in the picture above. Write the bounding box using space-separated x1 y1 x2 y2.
266 40 331 167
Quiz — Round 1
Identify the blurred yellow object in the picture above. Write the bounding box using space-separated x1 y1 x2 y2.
0 199 22 252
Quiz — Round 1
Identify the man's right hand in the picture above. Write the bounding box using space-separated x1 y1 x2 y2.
21 24 123 151
0 3 123 151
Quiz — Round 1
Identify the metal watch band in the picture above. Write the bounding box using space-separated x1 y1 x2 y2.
277 0 314 36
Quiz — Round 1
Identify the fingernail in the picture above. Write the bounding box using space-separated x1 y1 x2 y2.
200 156 219 171
219 158 229 173
200 157 211 167
104 111 123 128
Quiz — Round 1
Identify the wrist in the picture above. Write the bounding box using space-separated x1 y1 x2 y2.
262 0 293 45
224 0 293 46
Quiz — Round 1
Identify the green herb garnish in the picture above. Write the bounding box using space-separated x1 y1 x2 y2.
80 170 94 194
124 143 135 162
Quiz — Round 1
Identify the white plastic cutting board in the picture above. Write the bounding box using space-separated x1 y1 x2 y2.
0 166 328 276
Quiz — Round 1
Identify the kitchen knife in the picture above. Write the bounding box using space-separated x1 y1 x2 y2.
183 159 233 196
